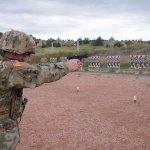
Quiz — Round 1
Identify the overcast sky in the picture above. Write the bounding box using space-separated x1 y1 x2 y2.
0 0 150 41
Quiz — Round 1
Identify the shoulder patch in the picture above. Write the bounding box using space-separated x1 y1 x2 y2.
11 60 22 67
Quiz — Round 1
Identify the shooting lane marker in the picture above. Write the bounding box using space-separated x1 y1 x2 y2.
76 86 80 92
133 95 137 103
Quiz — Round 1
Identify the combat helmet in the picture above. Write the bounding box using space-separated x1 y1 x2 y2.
0 30 36 54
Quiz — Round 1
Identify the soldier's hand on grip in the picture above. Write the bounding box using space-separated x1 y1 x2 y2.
65 59 81 72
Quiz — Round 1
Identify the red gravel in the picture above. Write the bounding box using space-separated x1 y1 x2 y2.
16 72 150 150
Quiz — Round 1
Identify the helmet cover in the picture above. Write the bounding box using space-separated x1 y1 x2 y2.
0 30 36 54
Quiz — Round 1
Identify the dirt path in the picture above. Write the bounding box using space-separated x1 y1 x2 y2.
16 72 150 150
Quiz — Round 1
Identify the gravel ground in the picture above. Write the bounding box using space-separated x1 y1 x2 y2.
16 72 150 150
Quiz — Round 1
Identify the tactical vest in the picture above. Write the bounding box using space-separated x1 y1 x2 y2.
0 88 27 122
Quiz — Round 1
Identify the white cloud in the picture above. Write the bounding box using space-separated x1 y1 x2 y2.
0 0 150 40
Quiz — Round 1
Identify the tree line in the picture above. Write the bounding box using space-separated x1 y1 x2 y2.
1 31 150 48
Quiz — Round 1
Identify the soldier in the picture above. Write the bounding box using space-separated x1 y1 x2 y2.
0 30 81 150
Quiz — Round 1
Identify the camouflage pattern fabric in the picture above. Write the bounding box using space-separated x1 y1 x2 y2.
0 58 69 149
0 119 19 150
0 30 36 54
0 60 68 89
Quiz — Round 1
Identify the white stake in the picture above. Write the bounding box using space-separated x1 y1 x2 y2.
133 95 137 103
76 86 80 92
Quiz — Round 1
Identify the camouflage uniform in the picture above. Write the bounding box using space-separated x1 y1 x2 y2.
0 30 69 150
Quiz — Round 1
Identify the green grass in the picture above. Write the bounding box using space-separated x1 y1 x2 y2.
31 44 150 73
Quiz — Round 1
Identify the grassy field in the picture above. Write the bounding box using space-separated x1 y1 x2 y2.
31 44 150 73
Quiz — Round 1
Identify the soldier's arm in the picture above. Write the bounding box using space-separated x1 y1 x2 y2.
7 61 69 88
36 62 69 86
35 59 80 85
2 59 80 89
2 60 79 89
